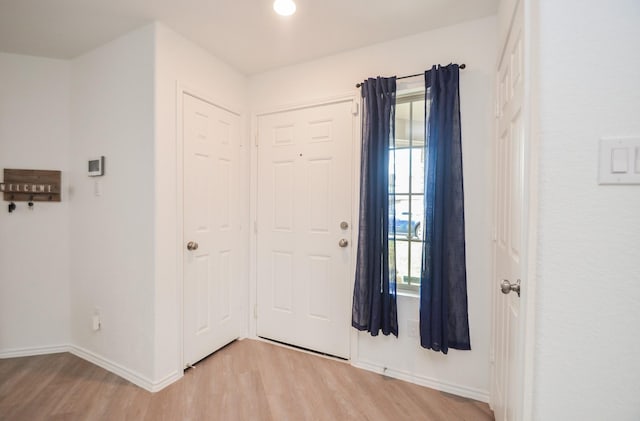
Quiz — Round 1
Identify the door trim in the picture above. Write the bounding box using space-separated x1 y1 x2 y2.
249 94 357 359
175 82 242 370
521 0 539 417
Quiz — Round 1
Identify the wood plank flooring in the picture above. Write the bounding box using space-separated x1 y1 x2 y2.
0 339 493 421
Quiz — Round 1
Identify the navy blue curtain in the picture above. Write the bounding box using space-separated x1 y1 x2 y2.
420 64 471 353
352 77 398 337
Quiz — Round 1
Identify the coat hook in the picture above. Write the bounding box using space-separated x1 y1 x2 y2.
28 195 34 210
8 202 16 213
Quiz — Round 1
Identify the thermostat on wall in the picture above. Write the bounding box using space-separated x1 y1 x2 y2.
88 156 104 177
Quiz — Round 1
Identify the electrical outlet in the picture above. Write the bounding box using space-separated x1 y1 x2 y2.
92 308 101 331
407 319 419 338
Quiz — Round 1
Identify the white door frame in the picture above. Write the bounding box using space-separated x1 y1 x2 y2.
490 0 538 418
248 93 358 359
520 0 539 416
175 82 242 371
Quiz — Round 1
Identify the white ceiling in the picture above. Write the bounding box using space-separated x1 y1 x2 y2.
0 0 498 75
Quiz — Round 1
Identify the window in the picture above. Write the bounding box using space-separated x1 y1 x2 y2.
390 92 426 292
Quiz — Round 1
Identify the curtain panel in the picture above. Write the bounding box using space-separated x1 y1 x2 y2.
352 77 398 337
420 64 471 353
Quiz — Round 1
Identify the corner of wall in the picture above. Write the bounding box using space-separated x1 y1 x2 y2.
152 22 251 384
68 23 157 382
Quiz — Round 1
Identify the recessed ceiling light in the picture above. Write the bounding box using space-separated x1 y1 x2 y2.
273 0 296 16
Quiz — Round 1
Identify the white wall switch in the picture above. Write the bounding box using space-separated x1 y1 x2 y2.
611 148 628 173
599 137 640 184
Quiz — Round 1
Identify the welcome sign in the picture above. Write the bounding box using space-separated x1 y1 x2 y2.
1 169 62 202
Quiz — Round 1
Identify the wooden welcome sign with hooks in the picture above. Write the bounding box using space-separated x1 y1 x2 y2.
0 169 62 202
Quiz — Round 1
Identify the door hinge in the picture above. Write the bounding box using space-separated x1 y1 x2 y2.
255 132 259 147
253 220 257 234
351 102 359 116
253 304 257 319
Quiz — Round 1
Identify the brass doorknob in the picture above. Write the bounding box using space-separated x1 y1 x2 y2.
187 241 199 251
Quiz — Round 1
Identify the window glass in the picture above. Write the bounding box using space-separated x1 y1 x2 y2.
390 93 426 292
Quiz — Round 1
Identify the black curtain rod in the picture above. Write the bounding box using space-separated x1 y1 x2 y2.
355 63 466 88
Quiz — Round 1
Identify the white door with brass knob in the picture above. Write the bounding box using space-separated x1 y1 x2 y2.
183 93 241 367
256 100 354 359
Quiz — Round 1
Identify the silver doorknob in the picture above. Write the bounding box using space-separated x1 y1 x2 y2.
187 241 199 251
500 279 520 297
338 238 349 248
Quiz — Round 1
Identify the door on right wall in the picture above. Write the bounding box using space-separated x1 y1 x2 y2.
491 0 529 420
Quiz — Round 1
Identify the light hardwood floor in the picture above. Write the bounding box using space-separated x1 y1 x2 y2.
0 339 493 420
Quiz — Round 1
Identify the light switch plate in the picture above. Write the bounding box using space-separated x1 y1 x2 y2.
611 148 628 173
598 137 640 185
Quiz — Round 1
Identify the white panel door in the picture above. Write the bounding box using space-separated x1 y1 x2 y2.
491 1 528 420
256 100 353 359
183 93 241 367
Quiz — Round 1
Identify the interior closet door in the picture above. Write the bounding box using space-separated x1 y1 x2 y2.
183 93 241 367
256 100 354 359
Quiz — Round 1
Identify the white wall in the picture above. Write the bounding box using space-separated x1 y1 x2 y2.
249 16 496 401
533 1 640 420
153 22 249 384
68 25 156 383
0 53 70 355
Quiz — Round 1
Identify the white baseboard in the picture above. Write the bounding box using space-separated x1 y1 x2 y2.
1 343 183 393
3 341 486 402
0 344 70 359
69 345 182 392
151 370 183 392
352 359 490 403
